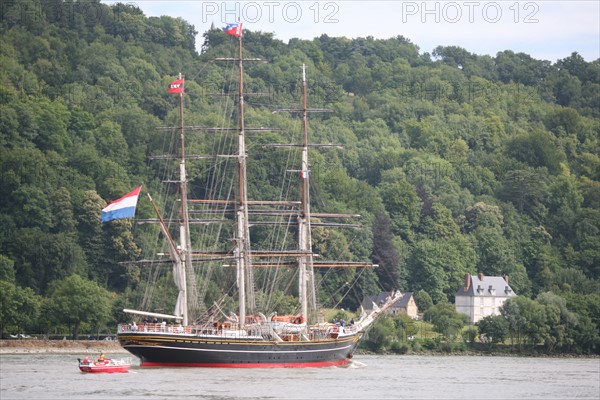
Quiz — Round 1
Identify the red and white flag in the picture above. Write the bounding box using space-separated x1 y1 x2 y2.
168 78 184 94
224 23 242 37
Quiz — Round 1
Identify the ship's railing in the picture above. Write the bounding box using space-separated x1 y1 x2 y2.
338 323 359 335
117 320 359 341
118 323 192 334
117 322 264 339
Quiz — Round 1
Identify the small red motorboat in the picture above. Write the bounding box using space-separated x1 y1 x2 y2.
78 355 131 373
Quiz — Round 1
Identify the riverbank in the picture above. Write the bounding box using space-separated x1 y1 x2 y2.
0 339 127 355
356 346 599 358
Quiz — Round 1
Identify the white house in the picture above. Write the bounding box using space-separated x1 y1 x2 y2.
455 273 516 323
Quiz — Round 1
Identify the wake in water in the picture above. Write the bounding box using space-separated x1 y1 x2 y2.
346 359 366 369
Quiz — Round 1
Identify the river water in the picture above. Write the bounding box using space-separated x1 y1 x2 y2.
1 353 598 400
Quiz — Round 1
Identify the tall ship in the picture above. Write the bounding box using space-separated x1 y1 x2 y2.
116 24 401 367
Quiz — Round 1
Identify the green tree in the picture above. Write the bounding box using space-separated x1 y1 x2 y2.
0 280 41 337
553 71 582 107
419 203 460 239
521 226 561 292
78 190 105 282
495 50 551 86
470 227 518 277
393 313 418 341
506 130 566 174
408 237 474 303
11 185 53 230
571 209 600 278
371 210 403 290
424 301 467 340
478 315 509 347
0 255 16 282
498 168 549 217
50 187 77 234
501 296 550 351
378 172 422 240
414 289 433 314
536 292 578 352
363 314 396 352
45 275 111 339
102 219 142 291
460 202 504 233
563 292 600 354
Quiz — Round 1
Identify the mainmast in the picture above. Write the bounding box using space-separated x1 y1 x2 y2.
298 64 316 321
235 32 252 327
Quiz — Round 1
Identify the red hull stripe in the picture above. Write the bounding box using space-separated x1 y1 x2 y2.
140 359 350 368
79 367 129 373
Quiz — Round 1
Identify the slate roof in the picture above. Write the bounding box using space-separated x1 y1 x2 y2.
361 291 413 310
395 292 414 307
455 274 516 297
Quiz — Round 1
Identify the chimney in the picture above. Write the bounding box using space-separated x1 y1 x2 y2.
464 273 471 292
478 272 484 281
503 275 509 284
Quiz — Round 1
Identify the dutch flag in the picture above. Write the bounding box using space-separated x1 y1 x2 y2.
101 186 142 223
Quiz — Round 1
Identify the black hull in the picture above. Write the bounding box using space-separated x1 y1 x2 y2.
117 332 361 368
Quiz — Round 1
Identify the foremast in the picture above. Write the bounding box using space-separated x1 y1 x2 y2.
144 73 192 326
170 72 192 326
177 72 194 327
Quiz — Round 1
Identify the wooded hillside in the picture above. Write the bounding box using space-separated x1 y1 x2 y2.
1 1 598 353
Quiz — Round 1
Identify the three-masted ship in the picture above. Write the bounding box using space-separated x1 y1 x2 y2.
117 24 401 367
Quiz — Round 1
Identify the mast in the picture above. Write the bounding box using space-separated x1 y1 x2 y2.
272 66 365 322
235 32 252 327
176 72 190 326
298 64 316 321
